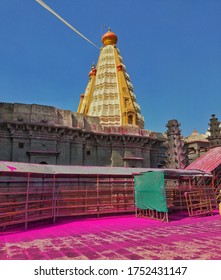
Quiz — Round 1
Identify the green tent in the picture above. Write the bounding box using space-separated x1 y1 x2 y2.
134 171 168 213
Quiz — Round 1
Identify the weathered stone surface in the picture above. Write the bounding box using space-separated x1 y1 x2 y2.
208 114 221 147
165 119 188 169
0 102 165 167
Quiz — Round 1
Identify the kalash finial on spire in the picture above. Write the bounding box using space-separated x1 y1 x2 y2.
88 63 97 78
102 27 118 46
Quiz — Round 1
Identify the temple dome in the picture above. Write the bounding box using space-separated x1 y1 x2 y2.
185 129 208 143
102 28 118 46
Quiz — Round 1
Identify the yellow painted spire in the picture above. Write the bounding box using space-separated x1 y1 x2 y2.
77 64 97 114
77 29 144 128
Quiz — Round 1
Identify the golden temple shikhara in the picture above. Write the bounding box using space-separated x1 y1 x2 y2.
77 28 144 128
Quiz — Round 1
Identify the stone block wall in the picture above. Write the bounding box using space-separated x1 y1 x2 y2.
0 102 165 167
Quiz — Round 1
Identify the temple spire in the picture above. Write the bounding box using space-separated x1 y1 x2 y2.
77 29 144 128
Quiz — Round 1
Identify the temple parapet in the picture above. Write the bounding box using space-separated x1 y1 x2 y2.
0 102 165 167
96 125 164 139
0 102 164 140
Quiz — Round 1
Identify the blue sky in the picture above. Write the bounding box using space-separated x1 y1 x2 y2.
0 0 220 136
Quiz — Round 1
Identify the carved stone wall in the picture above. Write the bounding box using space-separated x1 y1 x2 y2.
0 102 165 168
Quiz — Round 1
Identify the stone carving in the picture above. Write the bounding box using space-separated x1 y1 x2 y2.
208 114 221 147
165 120 188 169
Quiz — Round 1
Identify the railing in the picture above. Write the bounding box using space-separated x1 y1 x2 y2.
0 176 135 231
136 208 168 222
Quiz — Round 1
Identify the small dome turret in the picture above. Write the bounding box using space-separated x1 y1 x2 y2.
88 64 97 77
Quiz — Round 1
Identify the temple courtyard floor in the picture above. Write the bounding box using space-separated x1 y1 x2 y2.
0 212 220 260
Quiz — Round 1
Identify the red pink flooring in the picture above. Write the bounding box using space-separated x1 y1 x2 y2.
0 212 220 260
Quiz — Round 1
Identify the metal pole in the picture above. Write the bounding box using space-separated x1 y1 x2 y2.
25 173 30 230
53 174 56 224
97 174 99 217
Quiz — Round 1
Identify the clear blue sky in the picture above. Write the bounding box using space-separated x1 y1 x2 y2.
0 0 220 136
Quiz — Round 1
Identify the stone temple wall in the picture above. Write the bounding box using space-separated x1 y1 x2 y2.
0 102 165 168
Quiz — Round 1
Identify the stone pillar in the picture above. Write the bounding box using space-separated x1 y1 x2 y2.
208 114 221 147
142 147 151 167
57 140 71 165
71 139 84 165
96 137 112 166
165 119 188 169
12 137 30 163
0 125 12 161
111 136 124 167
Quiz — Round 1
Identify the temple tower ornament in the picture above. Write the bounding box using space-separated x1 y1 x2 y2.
208 114 221 147
77 29 144 128
165 119 188 169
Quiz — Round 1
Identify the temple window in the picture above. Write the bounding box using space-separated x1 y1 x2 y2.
125 99 129 108
18 142 24 149
128 115 133 124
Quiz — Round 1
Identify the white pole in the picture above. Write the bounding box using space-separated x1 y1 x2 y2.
36 0 99 49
